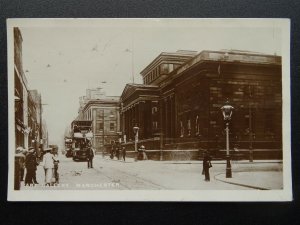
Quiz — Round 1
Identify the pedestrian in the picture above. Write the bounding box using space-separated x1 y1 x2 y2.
53 152 60 184
122 147 126 161
138 145 148 160
15 147 26 182
116 147 120 160
110 143 115 159
202 150 212 181
32 150 39 184
24 147 36 186
87 147 94 168
41 148 55 186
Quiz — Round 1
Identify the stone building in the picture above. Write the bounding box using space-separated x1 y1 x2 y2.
77 88 120 153
28 90 43 155
14 27 44 151
120 50 282 160
14 27 30 149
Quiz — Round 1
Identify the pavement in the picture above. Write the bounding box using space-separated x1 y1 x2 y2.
214 171 282 190
107 157 283 190
19 155 283 190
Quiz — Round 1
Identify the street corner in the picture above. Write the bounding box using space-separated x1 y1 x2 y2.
214 171 283 190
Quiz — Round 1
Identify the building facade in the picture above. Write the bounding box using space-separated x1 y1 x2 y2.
78 88 120 153
14 27 31 149
14 27 44 151
29 90 43 155
120 50 282 160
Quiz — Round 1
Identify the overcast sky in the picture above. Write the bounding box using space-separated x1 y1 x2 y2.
18 19 282 146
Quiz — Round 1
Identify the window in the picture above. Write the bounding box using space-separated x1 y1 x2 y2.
96 122 104 131
160 64 174 74
109 110 115 118
152 121 158 129
160 64 169 74
110 123 115 131
96 109 104 120
222 84 233 98
152 107 158 115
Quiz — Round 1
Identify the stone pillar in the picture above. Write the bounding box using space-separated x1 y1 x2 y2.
93 108 97 150
165 98 168 143
129 107 133 140
139 101 145 139
170 95 174 142
125 109 128 141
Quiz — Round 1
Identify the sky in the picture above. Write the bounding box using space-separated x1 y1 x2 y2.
18 19 282 147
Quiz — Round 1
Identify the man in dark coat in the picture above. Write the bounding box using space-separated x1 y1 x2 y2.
202 150 212 181
31 150 39 184
87 148 94 168
110 143 115 159
25 147 37 186
116 147 120 160
122 147 126 161
15 147 26 181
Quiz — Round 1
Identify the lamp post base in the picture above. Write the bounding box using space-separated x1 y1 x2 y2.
249 149 253 162
226 155 232 178
134 152 138 162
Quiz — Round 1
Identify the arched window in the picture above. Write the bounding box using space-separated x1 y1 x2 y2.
152 107 158 115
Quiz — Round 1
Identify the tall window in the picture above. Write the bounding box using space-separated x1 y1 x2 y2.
96 109 104 120
180 120 184 137
152 107 158 115
110 123 115 131
96 122 104 131
109 110 115 118
152 121 158 129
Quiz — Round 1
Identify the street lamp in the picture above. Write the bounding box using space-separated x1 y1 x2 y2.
221 100 234 178
133 124 139 161
14 96 21 113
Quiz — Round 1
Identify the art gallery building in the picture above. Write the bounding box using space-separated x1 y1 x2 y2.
120 50 282 160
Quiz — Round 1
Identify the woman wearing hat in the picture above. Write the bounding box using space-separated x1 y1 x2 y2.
41 148 54 186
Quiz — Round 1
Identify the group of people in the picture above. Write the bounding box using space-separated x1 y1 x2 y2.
16 146 39 186
110 145 126 161
15 146 60 187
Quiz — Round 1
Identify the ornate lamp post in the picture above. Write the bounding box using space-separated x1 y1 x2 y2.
133 124 139 161
221 100 234 178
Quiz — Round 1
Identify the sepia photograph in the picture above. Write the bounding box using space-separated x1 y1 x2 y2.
7 19 292 201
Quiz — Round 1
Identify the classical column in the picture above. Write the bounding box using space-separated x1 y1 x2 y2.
125 109 129 141
170 95 174 142
130 106 133 140
138 101 145 139
93 108 97 150
165 98 168 143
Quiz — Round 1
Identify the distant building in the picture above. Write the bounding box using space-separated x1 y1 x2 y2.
77 88 120 153
120 50 282 160
29 90 43 155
